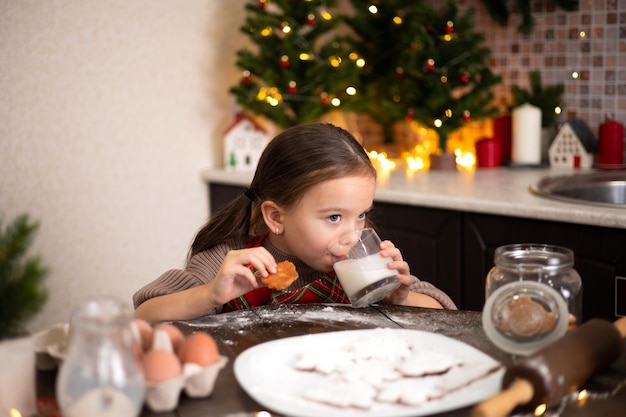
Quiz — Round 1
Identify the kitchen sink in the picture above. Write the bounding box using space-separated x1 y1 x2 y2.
529 171 626 208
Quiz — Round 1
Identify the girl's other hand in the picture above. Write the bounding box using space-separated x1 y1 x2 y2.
379 240 410 276
380 239 444 309
379 240 411 305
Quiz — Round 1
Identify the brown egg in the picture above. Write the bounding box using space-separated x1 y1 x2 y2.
154 323 185 353
132 318 154 351
142 348 182 383
178 332 220 367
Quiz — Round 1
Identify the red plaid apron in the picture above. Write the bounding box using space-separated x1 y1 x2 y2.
222 231 350 312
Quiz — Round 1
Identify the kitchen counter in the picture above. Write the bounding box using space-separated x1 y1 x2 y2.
201 167 626 230
202 167 626 320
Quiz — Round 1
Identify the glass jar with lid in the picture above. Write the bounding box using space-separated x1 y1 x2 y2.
483 243 582 355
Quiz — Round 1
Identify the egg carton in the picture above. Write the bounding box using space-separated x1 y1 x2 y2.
145 355 228 412
33 323 69 371
32 323 228 412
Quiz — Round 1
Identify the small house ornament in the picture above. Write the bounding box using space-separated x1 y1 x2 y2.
223 113 269 172
548 119 597 169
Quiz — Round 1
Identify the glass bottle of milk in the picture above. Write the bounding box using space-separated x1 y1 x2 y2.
56 296 145 417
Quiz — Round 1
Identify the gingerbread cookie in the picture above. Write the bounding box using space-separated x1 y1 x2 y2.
261 260 298 290
497 296 557 336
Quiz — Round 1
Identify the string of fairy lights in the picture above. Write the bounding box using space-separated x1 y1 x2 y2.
234 0 495 152
239 0 360 109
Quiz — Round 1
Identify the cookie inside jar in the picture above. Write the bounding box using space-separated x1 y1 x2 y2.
482 281 569 356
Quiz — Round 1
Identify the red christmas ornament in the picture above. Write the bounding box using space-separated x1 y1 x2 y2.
320 92 329 106
242 70 251 84
307 13 316 25
287 81 297 94
396 67 405 80
426 59 435 71
258 0 266 9
460 73 469 83
406 109 414 121
280 55 290 68
463 110 471 122
446 21 454 33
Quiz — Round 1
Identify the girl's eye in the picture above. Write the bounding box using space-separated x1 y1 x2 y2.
357 212 366 220
328 214 341 223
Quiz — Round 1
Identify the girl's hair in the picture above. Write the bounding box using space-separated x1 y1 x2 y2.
190 123 377 258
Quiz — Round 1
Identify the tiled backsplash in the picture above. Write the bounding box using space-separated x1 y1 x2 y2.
449 0 624 140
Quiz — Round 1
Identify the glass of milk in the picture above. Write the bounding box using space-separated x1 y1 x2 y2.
329 228 401 307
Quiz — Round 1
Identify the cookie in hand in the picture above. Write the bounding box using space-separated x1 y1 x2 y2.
261 261 298 290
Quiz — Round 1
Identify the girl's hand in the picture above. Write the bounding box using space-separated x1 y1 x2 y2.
207 247 277 306
134 248 278 323
379 239 445 309
379 240 412 305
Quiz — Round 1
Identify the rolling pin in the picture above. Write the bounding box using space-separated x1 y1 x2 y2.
471 317 626 417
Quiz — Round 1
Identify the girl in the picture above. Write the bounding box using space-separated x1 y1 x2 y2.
133 123 456 322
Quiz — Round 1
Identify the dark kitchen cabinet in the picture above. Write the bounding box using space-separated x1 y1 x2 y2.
207 182 626 322
209 182 245 213
371 203 463 308
462 213 626 322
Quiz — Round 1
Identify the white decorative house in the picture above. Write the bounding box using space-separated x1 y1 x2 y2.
548 119 597 169
223 113 269 172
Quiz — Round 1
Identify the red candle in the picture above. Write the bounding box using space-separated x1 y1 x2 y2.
598 118 624 165
493 115 512 162
476 138 501 168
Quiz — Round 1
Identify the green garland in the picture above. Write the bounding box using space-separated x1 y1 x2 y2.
480 0 578 34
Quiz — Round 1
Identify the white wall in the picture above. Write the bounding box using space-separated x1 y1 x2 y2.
0 0 248 331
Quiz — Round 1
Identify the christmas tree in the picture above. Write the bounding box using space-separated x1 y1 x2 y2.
0 214 48 339
344 0 501 150
230 0 363 129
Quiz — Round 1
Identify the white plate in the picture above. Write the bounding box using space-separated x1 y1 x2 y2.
234 328 503 417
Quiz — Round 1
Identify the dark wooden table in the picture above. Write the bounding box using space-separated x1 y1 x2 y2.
38 304 626 417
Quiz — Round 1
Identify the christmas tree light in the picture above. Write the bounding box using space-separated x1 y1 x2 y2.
230 0 362 128
344 0 501 150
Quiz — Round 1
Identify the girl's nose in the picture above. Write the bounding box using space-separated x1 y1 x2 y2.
347 223 362 234
330 228 363 255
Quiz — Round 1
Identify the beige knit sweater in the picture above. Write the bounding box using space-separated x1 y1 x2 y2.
133 236 458 313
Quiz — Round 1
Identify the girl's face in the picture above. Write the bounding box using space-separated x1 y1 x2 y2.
273 174 376 272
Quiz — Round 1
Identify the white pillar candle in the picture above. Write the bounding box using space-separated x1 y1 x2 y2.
512 103 542 164
0 336 36 417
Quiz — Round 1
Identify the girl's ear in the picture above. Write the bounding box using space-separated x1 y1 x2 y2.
260 201 285 234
